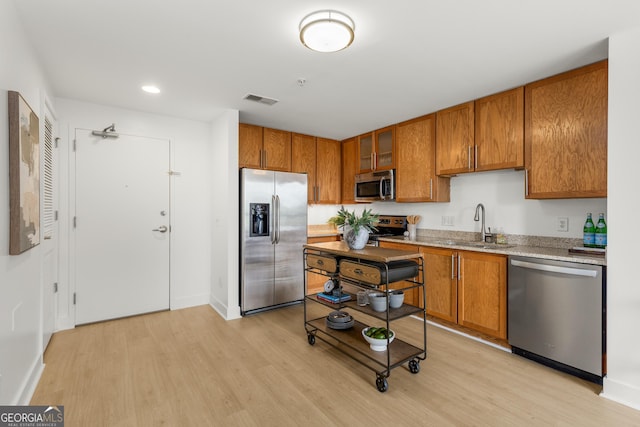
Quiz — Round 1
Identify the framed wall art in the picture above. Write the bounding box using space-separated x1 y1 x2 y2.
8 90 40 255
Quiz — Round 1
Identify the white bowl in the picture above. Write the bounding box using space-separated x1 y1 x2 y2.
362 327 395 351
367 292 387 312
389 290 404 308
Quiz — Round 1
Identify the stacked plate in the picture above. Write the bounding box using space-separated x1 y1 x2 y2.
326 310 354 329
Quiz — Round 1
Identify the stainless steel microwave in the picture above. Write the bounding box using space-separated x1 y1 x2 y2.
355 170 395 202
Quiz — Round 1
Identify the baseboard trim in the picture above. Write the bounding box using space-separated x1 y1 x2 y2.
16 354 44 405
601 377 640 411
209 295 241 320
171 293 210 311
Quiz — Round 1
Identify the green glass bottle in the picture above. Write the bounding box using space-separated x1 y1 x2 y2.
583 213 595 247
594 213 607 248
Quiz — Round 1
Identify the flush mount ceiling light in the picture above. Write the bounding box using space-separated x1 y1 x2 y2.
299 10 355 53
142 85 160 94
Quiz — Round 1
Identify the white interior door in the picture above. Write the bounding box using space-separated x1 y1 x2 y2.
74 129 170 325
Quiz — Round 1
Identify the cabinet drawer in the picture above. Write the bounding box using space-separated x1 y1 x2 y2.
306 254 338 274
339 259 419 286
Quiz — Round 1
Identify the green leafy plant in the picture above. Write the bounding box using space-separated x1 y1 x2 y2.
328 206 379 235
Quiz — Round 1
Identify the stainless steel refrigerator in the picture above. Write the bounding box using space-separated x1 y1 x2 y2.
240 168 308 315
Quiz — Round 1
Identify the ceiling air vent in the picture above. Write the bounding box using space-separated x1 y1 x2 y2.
243 93 279 106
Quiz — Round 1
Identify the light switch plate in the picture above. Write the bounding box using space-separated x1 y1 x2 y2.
557 217 569 232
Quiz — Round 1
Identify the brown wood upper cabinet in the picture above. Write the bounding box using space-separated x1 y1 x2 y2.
291 133 341 204
436 101 475 176
437 89 524 176
395 114 450 202
475 87 524 171
524 60 608 199
341 137 357 204
357 125 395 173
239 124 291 171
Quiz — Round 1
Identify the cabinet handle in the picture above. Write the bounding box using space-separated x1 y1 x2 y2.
373 152 377 170
474 145 478 169
315 186 319 202
451 254 455 279
457 254 461 279
468 146 472 170
370 154 374 171
429 178 433 200
525 169 529 197
264 151 268 169
354 268 363 275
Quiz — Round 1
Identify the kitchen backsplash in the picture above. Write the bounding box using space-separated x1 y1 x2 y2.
309 169 607 240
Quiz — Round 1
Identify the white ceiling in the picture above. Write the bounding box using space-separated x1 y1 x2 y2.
12 0 640 140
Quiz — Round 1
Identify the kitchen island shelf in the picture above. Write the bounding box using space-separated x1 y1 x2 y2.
303 241 426 392
306 317 424 370
309 292 424 320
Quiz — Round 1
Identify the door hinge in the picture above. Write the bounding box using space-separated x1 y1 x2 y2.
73 216 77 228
73 293 76 305
54 137 60 148
53 282 58 293
54 210 59 221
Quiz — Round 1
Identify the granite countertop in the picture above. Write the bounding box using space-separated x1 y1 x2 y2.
378 235 606 266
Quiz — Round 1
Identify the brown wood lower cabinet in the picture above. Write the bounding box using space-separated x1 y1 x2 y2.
377 241 423 307
380 241 507 340
419 246 457 323
457 250 507 339
306 235 340 294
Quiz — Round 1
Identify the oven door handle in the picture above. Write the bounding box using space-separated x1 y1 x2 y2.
510 259 598 278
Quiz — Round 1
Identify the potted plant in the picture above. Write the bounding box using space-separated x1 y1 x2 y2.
328 206 379 249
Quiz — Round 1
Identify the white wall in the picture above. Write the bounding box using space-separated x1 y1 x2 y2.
0 1 52 405
53 98 215 328
310 170 607 239
209 110 241 320
601 27 640 410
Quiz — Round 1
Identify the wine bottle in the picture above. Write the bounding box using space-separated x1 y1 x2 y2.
583 213 595 248
594 213 607 248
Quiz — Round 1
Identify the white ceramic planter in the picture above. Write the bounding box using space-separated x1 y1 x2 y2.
344 226 369 250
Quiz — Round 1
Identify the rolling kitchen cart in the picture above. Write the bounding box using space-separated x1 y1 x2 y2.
303 241 426 392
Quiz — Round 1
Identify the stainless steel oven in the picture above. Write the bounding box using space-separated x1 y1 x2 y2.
366 215 407 246
355 170 395 202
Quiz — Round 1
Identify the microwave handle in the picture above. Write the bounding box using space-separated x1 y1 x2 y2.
379 176 385 199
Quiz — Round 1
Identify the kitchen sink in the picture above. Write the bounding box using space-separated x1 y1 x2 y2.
431 240 515 249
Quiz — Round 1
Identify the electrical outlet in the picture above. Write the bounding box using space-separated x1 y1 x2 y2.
441 216 454 226
557 217 569 232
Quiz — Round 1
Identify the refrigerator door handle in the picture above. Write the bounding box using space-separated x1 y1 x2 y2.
270 195 276 244
275 195 281 244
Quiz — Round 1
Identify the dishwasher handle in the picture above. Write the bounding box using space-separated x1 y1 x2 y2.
510 259 598 278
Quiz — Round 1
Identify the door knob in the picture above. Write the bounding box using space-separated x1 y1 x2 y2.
153 225 168 233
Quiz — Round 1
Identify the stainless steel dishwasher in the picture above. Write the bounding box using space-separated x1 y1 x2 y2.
508 256 605 384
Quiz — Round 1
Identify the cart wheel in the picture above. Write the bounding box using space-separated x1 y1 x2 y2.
307 334 315 345
408 359 420 374
376 376 388 393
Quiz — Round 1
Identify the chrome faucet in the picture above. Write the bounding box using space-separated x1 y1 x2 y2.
474 203 492 243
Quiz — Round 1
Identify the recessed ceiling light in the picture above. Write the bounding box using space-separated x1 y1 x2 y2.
142 85 160 94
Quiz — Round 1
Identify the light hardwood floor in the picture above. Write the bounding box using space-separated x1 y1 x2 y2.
31 304 640 426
